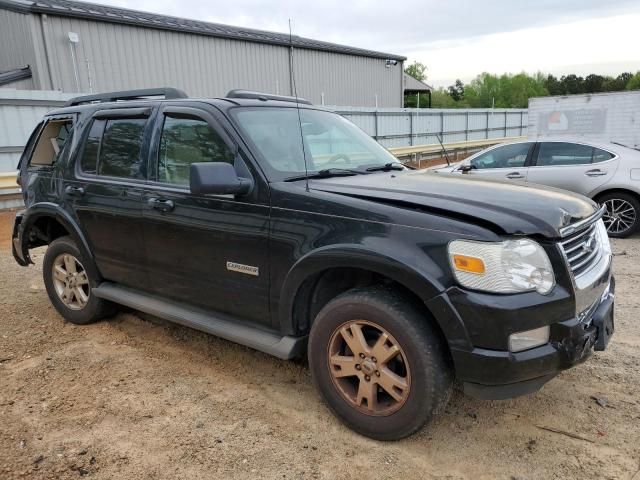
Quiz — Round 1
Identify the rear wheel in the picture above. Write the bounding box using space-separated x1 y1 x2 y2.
43 236 113 325
308 286 452 440
599 192 640 238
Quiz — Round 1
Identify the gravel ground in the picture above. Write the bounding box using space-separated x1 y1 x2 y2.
1 209 639 480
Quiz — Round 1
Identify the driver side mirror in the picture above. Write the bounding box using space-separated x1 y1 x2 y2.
190 162 253 196
459 164 474 174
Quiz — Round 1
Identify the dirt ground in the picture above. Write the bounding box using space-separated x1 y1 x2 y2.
0 208 639 480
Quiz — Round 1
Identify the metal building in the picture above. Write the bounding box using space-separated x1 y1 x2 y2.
0 0 406 107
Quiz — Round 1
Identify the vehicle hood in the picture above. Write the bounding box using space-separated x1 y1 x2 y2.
308 170 597 238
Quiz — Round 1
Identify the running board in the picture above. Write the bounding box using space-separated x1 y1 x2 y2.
93 282 306 360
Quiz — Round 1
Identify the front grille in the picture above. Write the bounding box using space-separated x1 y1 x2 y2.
559 222 602 277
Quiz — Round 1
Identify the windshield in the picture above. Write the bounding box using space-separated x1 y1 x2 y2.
231 107 401 181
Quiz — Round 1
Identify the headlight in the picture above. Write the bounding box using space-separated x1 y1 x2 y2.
448 238 555 294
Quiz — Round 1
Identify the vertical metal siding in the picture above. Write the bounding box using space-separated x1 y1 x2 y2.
0 89 74 172
0 9 38 79
21 14 402 106
0 77 36 89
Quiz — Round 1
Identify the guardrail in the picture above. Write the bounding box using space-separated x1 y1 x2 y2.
0 171 18 190
388 136 526 168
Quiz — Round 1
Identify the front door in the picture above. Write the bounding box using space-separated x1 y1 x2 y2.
66 107 154 288
526 141 619 196
140 104 270 325
463 142 534 182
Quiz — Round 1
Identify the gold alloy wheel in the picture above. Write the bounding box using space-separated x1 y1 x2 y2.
327 320 411 416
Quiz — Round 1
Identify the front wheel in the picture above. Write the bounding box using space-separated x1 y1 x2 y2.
308 286 452 441
599 192 640 238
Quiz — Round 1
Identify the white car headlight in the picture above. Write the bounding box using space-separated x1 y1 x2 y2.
448 238 555 294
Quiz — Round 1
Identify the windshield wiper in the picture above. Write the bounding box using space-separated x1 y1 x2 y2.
365 162 405 172
283 168 363 182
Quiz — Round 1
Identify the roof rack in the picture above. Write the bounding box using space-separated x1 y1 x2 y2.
64 87 188 107
226 89 312 105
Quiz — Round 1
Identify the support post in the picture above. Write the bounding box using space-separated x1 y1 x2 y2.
374 110 379 141
486 111 490 139
465 111 469 141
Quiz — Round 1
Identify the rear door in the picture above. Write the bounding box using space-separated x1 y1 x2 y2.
463 142 534 182
139 103 271 325
66 106 154 288
526 141 619 196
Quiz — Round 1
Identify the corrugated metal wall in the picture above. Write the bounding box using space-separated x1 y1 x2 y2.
9 13 402 107
0 89 73 172
333 107 528 148
0 77 36 90
0 9 37 76
293 49 401 107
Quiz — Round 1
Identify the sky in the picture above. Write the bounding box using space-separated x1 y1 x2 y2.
95 0 640 88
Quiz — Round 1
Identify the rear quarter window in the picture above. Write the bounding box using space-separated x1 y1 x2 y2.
592 147 615 163
28 118 74 167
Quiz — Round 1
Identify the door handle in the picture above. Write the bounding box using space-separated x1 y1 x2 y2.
585 169 607 177
506 172 524 179
148 197 175 212
64 186 85 197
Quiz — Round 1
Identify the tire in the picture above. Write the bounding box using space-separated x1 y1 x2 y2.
598 192 640 238
43 236 113 325
308 286 453 441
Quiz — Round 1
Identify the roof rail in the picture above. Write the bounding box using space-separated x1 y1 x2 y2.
226 89 312 105
64 87 188 107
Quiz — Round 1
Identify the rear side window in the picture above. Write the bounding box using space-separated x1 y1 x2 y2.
536 142 614 166
28 118 74 167
79 117 147 180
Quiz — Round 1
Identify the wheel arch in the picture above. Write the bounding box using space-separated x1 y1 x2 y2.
278 245 467 348
592 187 640 203
18 203 101 282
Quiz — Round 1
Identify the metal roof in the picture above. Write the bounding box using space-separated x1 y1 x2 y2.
0 0 406 61
403 73 432 92
0 65 32 86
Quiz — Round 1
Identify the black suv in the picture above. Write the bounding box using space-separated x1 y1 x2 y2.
12 88 615 440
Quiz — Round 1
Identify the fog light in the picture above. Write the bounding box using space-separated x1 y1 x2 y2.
508 326 550 352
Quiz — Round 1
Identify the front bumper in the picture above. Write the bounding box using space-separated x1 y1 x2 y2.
446 277 615 400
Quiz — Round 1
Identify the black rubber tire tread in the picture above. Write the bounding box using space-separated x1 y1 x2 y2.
308 285 453 441
42 236 114 325
598 192 640 238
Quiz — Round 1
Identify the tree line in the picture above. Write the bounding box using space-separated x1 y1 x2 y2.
404 62 640 109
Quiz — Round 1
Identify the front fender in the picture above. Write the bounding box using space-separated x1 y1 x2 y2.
278 244 470 346
16 203 101 283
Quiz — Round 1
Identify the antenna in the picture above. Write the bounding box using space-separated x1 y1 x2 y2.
435 133 451 166
289 19 310 192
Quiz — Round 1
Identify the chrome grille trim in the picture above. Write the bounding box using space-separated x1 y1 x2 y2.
559 221 602 277
558 206 605 238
